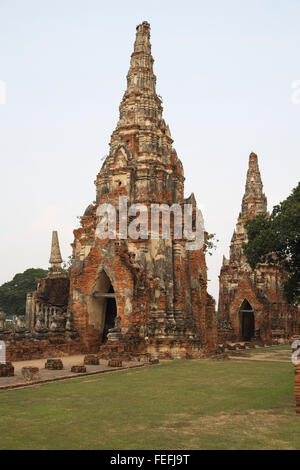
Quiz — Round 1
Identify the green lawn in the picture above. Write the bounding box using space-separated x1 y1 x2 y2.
0 355 298 450
241 344 292 359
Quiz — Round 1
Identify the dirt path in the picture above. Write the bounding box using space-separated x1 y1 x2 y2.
0 355 143 390
229 355 291 363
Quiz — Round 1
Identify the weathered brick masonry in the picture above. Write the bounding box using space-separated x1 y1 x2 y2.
218 152 299 342
13 23 298 362
10 231 87 362
69 22 217 359
6 22 298 363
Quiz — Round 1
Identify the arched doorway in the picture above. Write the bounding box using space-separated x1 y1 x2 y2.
102 284 117 342
239 299 255 341
88 270 117 344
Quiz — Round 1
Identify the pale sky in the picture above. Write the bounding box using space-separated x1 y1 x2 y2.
0 0 299 304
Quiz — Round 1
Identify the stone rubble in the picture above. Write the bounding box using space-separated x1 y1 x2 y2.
21 367 39 382
45 359 64 370
71 365 86 373
0 362 14 377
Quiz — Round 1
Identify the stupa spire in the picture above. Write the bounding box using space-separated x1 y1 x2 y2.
114 21 165 133
99 22 179 206
126 21 156 94
49 231 63 265
241 152 267 219
48 231 67 278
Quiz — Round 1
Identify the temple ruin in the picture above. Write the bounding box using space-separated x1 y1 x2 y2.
218 152 299 343
26 231 70 332
9 22 298 363
68 21 217 359
2 231 85 361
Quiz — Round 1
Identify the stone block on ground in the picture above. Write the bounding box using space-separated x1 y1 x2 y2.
0 362 14 377
71 365 86 373
108 359 122 368
22 367 39 381
45 359 63 370
83 354 99 365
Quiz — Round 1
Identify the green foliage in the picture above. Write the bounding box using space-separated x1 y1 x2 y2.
244 182 300 304
204 233 219 256
244 214 277 268
62 255 74 278
0 268 48 316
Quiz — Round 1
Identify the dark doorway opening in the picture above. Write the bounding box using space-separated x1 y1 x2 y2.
90 270 118 346
102 284 117 342
240 299 255 341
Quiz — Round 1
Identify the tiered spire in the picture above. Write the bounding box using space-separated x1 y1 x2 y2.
224 153 268 265
97 22 181 206
240 152 267 219
49 231 63 265
127 21 156 94
49 231 67 278
113 21 168 138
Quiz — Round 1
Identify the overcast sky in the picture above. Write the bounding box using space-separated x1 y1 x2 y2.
0 0 299 304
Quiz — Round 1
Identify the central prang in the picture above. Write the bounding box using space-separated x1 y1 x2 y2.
68 21 217 360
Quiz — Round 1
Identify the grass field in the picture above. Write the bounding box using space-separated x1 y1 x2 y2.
0 348 298 450
241 344 292 360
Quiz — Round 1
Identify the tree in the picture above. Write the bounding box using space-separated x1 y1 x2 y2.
244 182 300 304
62 255 74 278
204 232 219 256
0 268 48 317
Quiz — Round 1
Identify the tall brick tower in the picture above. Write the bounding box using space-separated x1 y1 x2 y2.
218 153 298 342
69 22 217 359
